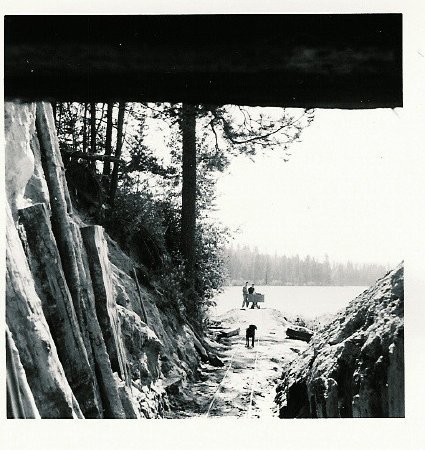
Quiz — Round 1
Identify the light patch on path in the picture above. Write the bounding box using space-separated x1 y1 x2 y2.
169 307 309 419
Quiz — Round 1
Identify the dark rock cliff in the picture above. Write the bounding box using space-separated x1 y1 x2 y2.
5 101 207 418
275 263 404 418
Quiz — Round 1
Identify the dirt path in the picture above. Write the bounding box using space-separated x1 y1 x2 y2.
168 307 309 418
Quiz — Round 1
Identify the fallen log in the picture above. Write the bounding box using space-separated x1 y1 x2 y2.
217 328 240 339
286 326 314 343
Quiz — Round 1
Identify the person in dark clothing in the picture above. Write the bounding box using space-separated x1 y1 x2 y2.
241 282 249 309
247 284 255 308
246 324 257 348
248 284 258 308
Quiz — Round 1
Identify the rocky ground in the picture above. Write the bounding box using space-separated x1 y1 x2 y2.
275 263 404 418
167 307 309 418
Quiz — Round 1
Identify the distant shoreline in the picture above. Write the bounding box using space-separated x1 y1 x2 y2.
213 285 369 319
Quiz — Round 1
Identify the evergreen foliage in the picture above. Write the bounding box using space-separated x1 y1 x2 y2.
224 246 389 286
54 101 232 328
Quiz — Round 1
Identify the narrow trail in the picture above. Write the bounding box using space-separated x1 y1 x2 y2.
169 307 309 419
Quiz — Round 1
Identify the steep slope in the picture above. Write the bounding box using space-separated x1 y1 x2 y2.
5 101 208 418
275 263 404 418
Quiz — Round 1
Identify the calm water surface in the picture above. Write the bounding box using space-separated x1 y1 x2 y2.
212 285 368 319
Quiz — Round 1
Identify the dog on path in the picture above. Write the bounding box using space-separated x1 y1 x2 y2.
246 324 257 348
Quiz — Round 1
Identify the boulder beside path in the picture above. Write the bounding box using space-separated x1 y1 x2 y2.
275 263 404 418
285 325 314 343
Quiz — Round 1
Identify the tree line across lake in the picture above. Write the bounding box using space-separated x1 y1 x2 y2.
224 246 390 286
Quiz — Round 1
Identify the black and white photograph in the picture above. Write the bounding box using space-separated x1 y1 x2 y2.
2 4 425 450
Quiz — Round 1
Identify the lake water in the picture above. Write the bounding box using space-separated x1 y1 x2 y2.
211 285 368 320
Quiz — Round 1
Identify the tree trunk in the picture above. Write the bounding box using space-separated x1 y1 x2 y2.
109 102 126 206
89 102 97 173
82 102 88 153
96 103 107 132
58 102 63 134
180 104 197 286
102 102 114 192
90 102 96 154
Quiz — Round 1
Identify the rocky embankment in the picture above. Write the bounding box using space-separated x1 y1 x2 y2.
5 101 212 418
275 263 404 418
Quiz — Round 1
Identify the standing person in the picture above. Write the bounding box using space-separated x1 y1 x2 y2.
248 284 256 308
241 282 249 309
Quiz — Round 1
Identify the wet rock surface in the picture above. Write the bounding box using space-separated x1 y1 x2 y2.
275 263 404 418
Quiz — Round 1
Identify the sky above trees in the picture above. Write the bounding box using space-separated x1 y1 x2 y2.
214 107 412 266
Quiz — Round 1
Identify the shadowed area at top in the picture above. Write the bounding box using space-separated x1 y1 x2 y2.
4 14 402 108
